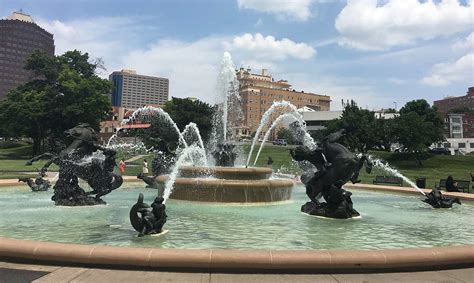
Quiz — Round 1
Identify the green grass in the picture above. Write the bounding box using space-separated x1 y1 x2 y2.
1 143 473 190
357 151 474 189
243 144 299 173
244 144 474 189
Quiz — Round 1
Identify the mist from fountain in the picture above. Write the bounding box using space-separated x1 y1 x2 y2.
246 101 316 167
182 122 207 165
210 52 242 150
122 106 190 150
162 144 207 203
367 156 427 196
253 113 299 166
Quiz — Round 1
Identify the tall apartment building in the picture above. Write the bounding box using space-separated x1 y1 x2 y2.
236 68 331 136
109 69 169 109
0 11 55 100
434 87 474 139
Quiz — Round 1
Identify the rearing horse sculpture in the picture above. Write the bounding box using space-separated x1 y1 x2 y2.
291 129 372 218
26 124 123 206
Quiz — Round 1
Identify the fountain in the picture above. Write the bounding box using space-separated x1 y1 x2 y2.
127 53 295 203
4 52 473 272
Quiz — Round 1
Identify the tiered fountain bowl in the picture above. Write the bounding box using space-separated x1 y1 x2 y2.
156 166 294 203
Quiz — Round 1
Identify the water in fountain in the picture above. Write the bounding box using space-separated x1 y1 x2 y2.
107 142 151 155
162 145 207 203
182 122 207 165
211 52 243 148
368 155 427 196
253 111 318 166
253 113 299 166
105 105 200 163
246 101 316 167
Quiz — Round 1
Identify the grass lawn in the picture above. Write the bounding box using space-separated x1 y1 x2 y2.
242 143 299 173
243 144 474 190
1 143 473 191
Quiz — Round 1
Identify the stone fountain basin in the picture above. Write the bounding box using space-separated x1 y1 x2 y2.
178 166 273 180
156 175 294 202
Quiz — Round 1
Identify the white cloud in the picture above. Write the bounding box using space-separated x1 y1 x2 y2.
121 37 226 103
335 0 474 51
452 32 474 52
225 33 316 60
286 73 384 110
237 0 313 21
421 53 474 86
422 31 474 86
35 16 319 104
37 17 143 74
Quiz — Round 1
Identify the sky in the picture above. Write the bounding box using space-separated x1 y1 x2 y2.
1 0 473 110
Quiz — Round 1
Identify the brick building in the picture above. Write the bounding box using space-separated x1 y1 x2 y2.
236 68 331 137
0 11 55 100
433 87 474 114
434 87 474 139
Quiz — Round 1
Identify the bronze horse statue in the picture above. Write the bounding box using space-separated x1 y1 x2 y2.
26 124 123 205
291 130 372 218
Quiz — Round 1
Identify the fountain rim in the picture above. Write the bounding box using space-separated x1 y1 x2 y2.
178 166 273 173
1 183 473 271
0 236 473 272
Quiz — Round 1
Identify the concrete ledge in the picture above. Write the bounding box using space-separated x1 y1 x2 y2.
1 237 473 272
345 183 474 201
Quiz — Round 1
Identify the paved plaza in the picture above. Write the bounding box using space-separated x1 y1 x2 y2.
1 261 473 283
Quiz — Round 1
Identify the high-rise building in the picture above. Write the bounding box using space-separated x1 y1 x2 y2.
109 69 169 109
236 68 331 136
0 11 55 100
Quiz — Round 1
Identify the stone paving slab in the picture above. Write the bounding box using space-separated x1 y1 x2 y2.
1 261 474 283
0 267 49 283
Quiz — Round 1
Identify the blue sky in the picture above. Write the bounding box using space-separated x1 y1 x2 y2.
1 0 473 110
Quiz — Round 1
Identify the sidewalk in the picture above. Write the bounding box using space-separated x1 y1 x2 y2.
1 261 473 283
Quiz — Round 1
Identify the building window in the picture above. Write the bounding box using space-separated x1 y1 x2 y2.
458 143 466 148
470 143 474 148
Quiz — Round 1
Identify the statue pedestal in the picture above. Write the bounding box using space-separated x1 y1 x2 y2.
54 196 106 206
301 200 360 219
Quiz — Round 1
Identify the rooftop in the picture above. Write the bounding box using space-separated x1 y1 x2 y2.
6 11 34 23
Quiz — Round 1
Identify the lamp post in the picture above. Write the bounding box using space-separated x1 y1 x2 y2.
393 101 397 111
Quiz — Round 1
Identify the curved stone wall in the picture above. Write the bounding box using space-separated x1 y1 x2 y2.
178 166 273 180
1 237 473 271
156 176 294 202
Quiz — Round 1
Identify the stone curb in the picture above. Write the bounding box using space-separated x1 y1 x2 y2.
345 183 474 201
0 237 473 271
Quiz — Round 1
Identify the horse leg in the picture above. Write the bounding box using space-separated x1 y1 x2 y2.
350 158 364 184
364 155 373 174
306 175 322 204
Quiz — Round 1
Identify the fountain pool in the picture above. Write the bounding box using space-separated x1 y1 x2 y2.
1 183 473 250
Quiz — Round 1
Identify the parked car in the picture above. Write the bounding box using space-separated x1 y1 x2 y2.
430 148 451 155
272 139 288 146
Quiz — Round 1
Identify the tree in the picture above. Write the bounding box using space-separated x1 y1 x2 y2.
0 50 111 154
139 97 215 151
394 99 444 165
373 118 396 151
324 101 378 152
276 127 295 144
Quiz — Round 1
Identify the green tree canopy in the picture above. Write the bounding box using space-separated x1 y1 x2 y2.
139 97 215 151
395 99 445 165
0 50 111 154
324 101 378 152
276 127 295 144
